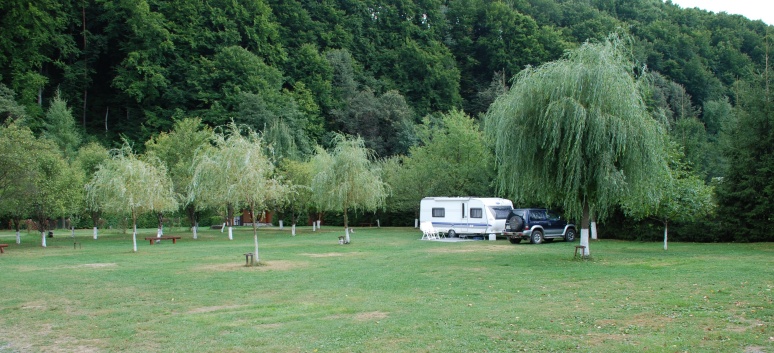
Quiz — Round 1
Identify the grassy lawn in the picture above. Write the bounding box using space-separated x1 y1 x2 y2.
0 226 772 353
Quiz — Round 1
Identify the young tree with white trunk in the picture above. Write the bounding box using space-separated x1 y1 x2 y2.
85 143 178 252
190 123 288 265
485 37 669 257
624 141 715 250
310 134 388 244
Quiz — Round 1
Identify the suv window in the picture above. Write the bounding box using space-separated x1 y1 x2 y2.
530 210 547 221
489 206 512 219
546 211 560 221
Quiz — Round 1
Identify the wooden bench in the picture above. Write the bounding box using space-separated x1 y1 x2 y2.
0 244 8 253
144 236 182 245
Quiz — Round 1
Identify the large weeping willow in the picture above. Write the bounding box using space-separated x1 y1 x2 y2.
485 37 668 253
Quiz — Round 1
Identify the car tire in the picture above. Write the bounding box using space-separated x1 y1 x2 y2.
564 228 577 242
530 230 543 244
447 229 457 238
507 215 524 232
508 237 521 244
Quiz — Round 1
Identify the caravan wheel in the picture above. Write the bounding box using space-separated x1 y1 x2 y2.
447 229 457 238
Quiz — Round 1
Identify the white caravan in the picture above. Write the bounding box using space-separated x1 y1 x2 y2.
419 197 514 238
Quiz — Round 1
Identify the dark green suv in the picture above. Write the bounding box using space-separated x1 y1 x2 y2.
504 208 577 244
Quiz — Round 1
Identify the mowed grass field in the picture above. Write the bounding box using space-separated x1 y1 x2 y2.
0 226 772 353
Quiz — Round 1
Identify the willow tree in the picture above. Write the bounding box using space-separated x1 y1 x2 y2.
190 123 287 265
85 143 178 252
485 37 668 257
310 134 388 244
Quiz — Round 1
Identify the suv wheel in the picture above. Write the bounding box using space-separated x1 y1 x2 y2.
564 228 577 242
530 230 543 244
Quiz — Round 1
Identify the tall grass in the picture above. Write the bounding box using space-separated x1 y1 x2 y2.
0 227 772 352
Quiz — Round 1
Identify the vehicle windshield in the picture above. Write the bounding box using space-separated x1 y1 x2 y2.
490 206 513 219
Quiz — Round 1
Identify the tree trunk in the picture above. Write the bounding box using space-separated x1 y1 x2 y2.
132 211 138 252
292 223 296 236
590 217 598 240
251 205 259 265
279 220 283 229
579 202 591 257
343 208 350 243
13 218 21 244
156 212 163 237
227 203 234 240
41 231 46 247
91 211 100 239
663 220 669 251
185 205 198 239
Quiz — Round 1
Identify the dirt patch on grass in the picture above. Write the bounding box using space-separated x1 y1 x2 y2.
427 244 513 254
302 252 347 257
76 263 117 269
187 304 246 314
355 311 389 321
195 260 308 272
328 311 389 322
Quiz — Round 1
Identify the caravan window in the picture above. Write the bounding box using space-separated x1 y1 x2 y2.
470 208 483 218
432 208 445 217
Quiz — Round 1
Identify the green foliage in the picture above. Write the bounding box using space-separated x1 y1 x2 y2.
0 83 27 123
43 90 82 159
384 111 494 217
0 123 44 222
486 37 668 225
331 88 416 157
716 72 774 242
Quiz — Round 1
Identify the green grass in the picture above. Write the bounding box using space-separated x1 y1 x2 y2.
0 226 772 352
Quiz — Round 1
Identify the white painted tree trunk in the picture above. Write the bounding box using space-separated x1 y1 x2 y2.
317 220 321 229
414 219 418 228
590 221 597 240
192 222 198 239
221 223 226 233
664 222 668 251
292 224 296 236
41 231 46 247
279 220 283 229
132 224 138 252
377 219 380 228
16 231 21 244
71 227 75 238
579 228 590 257
312 222 316 232
345 227 351 243
228 226 233 240
93 227 98 240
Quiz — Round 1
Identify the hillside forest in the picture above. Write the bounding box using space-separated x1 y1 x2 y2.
0 0 772 242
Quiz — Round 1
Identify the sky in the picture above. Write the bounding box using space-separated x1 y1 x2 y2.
667 0 774 25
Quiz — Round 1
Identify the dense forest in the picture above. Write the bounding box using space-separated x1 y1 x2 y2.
1 0 772 242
